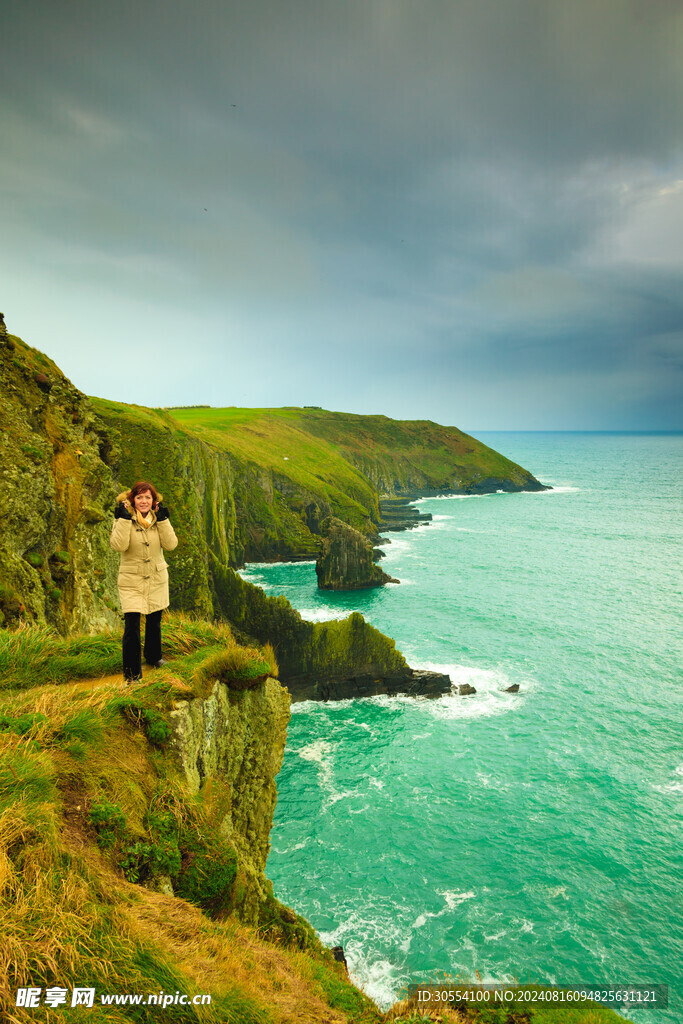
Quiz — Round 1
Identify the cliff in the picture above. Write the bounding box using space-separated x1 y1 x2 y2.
0 316 121 633
212 564 450 701
0 618 384 1023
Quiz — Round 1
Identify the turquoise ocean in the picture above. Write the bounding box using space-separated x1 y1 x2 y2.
242 433 682 1021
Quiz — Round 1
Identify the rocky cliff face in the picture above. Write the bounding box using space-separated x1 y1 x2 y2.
214 566 451 701
315 517 398 590
0 315 120 632
91 401 324 619
169 672 291 924
287 410 547 495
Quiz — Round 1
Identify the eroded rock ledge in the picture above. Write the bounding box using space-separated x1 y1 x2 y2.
313 668 451 702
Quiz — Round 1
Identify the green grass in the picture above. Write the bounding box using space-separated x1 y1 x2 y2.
90 401 543 560
168 405 539 495
309 959 380 1022
0 615 268 692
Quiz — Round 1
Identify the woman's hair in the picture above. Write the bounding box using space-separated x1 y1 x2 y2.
127 480 159 505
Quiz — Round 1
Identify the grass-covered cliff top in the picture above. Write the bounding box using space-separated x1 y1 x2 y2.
91 399 543 505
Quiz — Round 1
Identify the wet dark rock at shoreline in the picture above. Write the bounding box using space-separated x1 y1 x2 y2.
289 667 452 702
378 497 433 532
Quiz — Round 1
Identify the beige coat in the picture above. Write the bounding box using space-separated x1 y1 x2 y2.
109 491 178 614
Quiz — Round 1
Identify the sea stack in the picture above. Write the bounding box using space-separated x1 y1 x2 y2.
316 517 399 590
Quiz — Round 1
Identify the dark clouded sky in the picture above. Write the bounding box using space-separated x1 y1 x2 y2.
2 0 682 428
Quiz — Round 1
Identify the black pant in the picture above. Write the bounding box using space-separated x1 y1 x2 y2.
122 610 163 679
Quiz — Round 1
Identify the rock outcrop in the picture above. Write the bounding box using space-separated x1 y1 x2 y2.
378 497 433 531
170 672 291 923
318 668 451 701
0 315 120 631
214 566 453 701
315 517 398 590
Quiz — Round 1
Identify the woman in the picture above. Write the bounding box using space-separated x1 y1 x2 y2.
110 481 178 682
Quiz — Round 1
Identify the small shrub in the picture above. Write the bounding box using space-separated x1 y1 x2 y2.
52 550 71 564
120 835 182 883
142 709 171 746
24 551 43 568
109 697 171 747
195 643 277 692
175 838 238 912
88 800 127 850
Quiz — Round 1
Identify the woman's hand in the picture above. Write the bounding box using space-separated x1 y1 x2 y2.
114 503 133 520
155 504 170 522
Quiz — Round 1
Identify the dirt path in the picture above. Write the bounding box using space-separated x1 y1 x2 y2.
66 667 156 694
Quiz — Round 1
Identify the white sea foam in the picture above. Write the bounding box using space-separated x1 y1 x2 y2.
533 484 579 494
408 890 473 932
348 956 405 1011
237 571 274 590
271 837 311 855
438 889 477 910
325 789 355 806
318 916 409 1009
297 739 336 788
297 607 344 622
413 514 452 531
240 559 316 569
653 762 683 793
413 493 487 503
409 661 531 720
288 699 317 715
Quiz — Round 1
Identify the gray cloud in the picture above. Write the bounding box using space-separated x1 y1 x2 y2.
1 0 682 427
